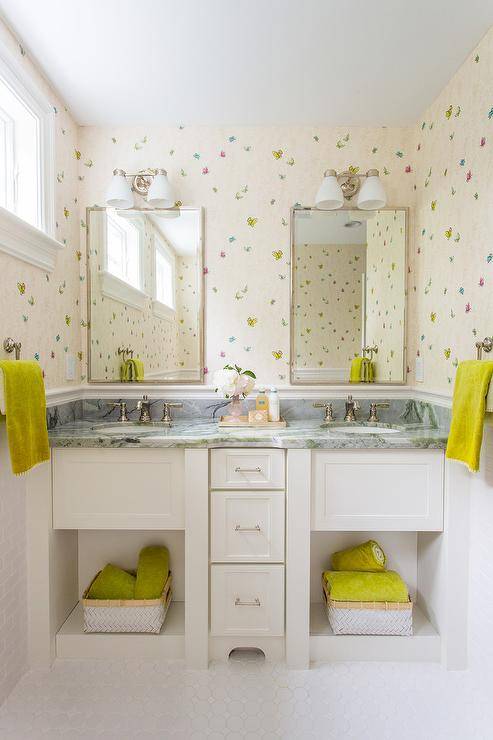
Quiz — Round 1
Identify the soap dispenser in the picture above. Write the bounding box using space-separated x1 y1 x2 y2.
267 387 280 422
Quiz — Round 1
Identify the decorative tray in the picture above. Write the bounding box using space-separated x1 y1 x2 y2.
218 416 287 428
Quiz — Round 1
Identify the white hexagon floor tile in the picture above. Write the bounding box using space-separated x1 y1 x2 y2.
0 657 492 739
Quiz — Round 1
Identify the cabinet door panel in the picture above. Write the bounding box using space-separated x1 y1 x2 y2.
311 450 444 531
53 448 185 529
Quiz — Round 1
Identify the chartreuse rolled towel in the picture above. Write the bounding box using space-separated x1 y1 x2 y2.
0 360 50 475
446 360 493 473
331 539 386 572
87 564 136 600
120 359 144 382
350 357 374 383
350 357 364 383
134 546 169 599
323 570 409 603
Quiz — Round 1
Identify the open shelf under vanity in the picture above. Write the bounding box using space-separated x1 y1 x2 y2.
57 601 185 659
309 602 440 662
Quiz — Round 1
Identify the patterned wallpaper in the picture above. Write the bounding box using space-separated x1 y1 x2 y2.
366 210 406 382
1 14 492 392
408 27 493 391
77 125 414 386
293 243 366 378
0 23 82 389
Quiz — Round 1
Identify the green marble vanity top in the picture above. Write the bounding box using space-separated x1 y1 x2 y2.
48 419 448 449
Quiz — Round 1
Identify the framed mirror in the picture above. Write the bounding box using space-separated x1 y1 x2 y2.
290 207 407 385
87 206 204 383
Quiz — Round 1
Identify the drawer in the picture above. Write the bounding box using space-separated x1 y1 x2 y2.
211 564 284 636
311 449 444 531
210 449 285 489
211 491 285 562
53 448 185 529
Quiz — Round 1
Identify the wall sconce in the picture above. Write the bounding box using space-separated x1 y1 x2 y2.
105 168 175 209
315 168 387 211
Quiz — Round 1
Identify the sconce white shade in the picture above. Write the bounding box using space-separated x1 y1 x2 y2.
105 169 134 209
315 169 344 210
357 169 387 210
147 169 174 208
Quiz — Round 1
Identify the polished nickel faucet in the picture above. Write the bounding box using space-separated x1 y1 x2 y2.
109 401 129 423
137 395 152 423
368 402 390 423
161 401 183 426
344 395 360 422
313 402 335 423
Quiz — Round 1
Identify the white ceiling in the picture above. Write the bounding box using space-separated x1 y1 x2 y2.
1 0 493 126
149 210 199 257
294 209 372 245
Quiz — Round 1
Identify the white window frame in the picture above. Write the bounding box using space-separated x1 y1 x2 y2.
0 40 62 271
100 211 147 311
152 234 176 321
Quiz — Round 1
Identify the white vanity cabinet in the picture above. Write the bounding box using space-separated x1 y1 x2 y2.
25 441 469 673
311 449 444 531
53 448 185 529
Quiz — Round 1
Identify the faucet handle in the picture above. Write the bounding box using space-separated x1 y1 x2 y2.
108 401 129 423
313 402 335 422
368 401 390 422
161 402 183 424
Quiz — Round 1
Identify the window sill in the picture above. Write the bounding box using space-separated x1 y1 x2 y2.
0 206 64 271
152 299 176 322
100 270 147 311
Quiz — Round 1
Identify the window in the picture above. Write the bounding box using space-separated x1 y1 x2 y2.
100 211 146 311
153 236 176 320
0 74 40 228
106 212 141 290
0 41 59 271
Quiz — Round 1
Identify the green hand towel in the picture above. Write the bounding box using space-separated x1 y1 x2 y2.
446 360 493 472
87 564 136 600
323 570 409 603
363 359 375 383
120 359 145 382
350 357 364 383
134 546 169 599
133 359 145 381
0 360 50 475
331 539 386 572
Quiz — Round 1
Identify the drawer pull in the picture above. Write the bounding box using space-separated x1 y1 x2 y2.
234 466 262 473
234 524 261 532
235 597 261 607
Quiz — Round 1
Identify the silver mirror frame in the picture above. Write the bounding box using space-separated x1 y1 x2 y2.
289 205 408 386
86 205 205 384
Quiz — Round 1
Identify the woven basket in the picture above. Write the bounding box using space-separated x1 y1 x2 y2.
82 572 172 634
322 578 413 636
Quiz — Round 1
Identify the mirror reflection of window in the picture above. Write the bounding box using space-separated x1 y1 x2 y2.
106 212 141 289
155 237 175 310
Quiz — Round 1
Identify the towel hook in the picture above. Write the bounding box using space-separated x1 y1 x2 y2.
118 346 134 362
362 345 378 361
475 337 493 360
3 337 21 360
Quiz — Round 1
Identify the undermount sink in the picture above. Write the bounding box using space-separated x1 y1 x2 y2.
92 422 171 435
332 425 399 435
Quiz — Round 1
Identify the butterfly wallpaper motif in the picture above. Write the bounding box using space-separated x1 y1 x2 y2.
1 16 492 392
409 28 493 389
77 124 415 385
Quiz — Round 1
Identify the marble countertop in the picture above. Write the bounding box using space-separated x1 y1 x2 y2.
48 419 448 449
